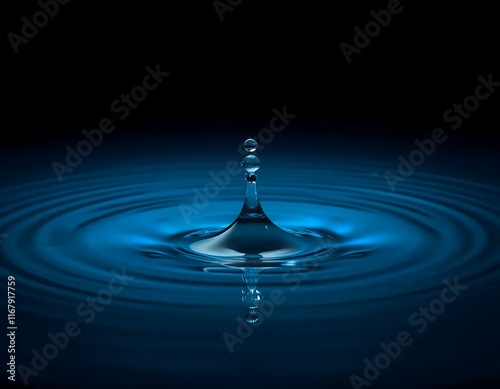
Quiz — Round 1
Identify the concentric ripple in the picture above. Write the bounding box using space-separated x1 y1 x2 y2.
0 148 499 388
1 158 498 311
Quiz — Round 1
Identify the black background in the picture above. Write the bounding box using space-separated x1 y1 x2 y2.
3 0 499 149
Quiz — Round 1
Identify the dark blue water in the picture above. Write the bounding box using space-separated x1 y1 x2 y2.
1 134 499 388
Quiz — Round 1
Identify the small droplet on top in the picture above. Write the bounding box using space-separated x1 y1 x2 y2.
241 155 260 173
244 138 258 153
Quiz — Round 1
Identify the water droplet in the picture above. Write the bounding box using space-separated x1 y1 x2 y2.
242 289 262 309
245 310 260 324
244 138 258 152
241 155 260 173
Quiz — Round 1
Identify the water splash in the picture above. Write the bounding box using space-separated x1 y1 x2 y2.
180 139 337 263
173 138 338 322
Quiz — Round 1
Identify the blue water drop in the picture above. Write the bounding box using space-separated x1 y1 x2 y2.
242 289 263 309
241 155 260 173
244 138 258 152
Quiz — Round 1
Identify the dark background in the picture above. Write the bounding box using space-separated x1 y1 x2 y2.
3 0 499 149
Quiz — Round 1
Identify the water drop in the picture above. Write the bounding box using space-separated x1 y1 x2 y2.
241 155 260 173
244 138 258 152
242 289 263 309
